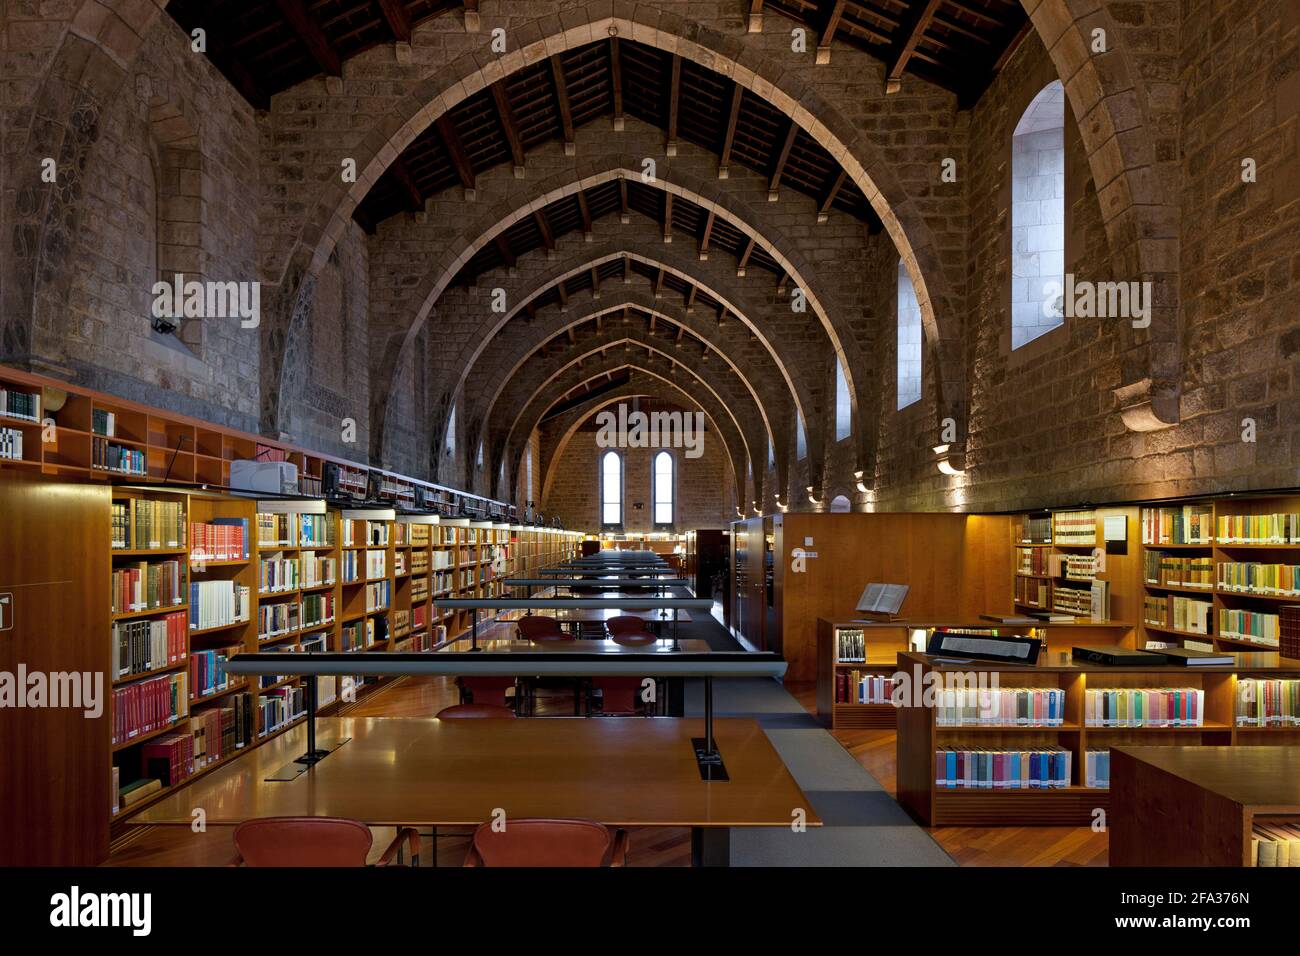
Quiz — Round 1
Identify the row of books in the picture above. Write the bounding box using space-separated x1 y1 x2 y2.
0 386 40 421
834 628 867 663
300 592 335 629
1141 505 1213 545
1217 561 1300 596
341 548 387 581
1084 687 1204 727
411 550 430 573
1064 553 1098 581
411 577 430 601
259 557 301 593
189 518 247 562
1052 510 1096 545
190 693 254 766
299 513 334 547
342 518 389 547
257 686 307 737
113 611 187 678
1253 822 1300 866
935 747 1073 789
834 670 895 704
91 407 117 437
1143 553 1214 589
256 513 295 547
1083 749 1110 788
1218 512 1300 544
1219 609 1281 647
1015 575 1049 608
430 550 454 570
93 437 146 475
341 619 365 652
111 560 185 613
1016 546 1051 575
1052 581 1098 615
394 550 408 575
1236 679 1300 727
111 672 188 746
367 580 391 612
1143 594 1212 634
114 499 186 550
1016 514 1052 544
257 600 301 640
189 646 241 699
189 580 251 631
935 687 1067 727
0 427 24 461
413 604 429 630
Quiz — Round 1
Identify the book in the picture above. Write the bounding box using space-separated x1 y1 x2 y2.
1085 687 1204 727
935 747 1071 789
1160 647 1234 666
980 614 1039 624
119 778 163 807
1072 646 1169 666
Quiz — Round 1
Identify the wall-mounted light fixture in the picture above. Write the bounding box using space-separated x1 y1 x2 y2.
806 485 821 506
933 444 965 476
853 469 869 494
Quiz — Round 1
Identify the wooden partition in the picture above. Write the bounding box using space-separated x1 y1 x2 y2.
730 513 1014 682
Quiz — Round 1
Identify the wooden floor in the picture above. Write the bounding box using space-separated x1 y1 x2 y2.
106 676 1108 867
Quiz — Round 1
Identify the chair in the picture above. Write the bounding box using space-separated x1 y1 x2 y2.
456 676 518 709
587 676 648 716
527 631 577 643
611 633 656 647
233 816 420 867
606 615 648 636
517 615 566 640
463 819 627 867
437 703 516 719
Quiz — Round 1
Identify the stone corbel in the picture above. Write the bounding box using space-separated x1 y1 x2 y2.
1114 378 1180 432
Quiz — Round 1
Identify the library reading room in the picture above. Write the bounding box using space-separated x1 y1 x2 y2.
0 0 1296 931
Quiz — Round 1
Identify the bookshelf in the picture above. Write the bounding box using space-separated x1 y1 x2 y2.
1139 495 1300 656
896 650 1300 826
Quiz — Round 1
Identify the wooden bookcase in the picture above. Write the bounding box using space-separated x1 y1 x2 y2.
896 650 1300 826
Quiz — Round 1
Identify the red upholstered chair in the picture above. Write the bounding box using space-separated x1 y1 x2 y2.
456 676 518 709
437 703 516 719
588 676 647 716
606 615 648 635
527 631 577 643
611 634 657 647
463 819 628 867
233 817 419 867
517 615 566 640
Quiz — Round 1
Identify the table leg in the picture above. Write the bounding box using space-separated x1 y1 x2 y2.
690 827 730 867
667 676 685 717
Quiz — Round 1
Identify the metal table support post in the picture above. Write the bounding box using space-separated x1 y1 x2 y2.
691 675 728 781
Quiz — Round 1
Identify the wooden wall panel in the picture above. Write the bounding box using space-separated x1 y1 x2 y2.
0 473 110 865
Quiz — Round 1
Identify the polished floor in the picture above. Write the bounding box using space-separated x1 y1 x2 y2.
106 674 1108 867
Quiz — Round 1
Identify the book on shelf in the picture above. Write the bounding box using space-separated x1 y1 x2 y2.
301 554 335 588
935 686 1065 727
1072 646 1168 666
189 518 247 562
366 549 387 579
256 513 295 548
1144 552 1214 589
1015 576 1050 608
1084 749 1110 789
1219 608 1281 647
258 556 300 593
1142 505 1214 545
0 386 40 422
1084 687 1204 727
1283 605 1300 659
1161 647 1234 666
189 646 242 699
114 611 187 678
111 671 188 746
1236 678 1300 727
299 592 335 629
257 600 301 640
298 513 334 547
1253 822 1300 867
91 408 116 437
142 733 195 788
1053 582 1093 616
189 580 251 631
935 747 1072 789
835 627 865 662
1016 514 1052 544
366 580 390 612
1016 547 1052 575
836 670 897 705
112 560 185 613
93 438 146 475
1052 509 1096 546
111 766 120 815
0 426 24 461
1217 512 1300 545
118 778 163 808
116 499 185 550
980 614 1040 624
189 691 254 767
1216 561 1300 596
257 685 306 736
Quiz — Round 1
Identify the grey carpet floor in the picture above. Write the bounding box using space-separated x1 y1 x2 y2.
685 675 955 867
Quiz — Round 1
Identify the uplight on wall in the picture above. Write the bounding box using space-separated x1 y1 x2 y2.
854 469 869 494
933 444 965 476
806 485 821 506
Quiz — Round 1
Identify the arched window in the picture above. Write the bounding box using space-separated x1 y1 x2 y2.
796 415 807 460
834 361 851 440
1011 80 1066 349
444 403 457 457
653 451 674 526
829 494 851 513
475 440 483 469
525 444 533 501
600 451 623 527
897 260 922 409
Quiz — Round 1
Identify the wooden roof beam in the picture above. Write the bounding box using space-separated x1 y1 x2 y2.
493 234 516 270
768 120 798 201
524 301 537 323
653 267 666 300
736 237 756 276
623 254 632 284
748 0 765 33
550 55 576 156
275 0 342 76
665 54 682 156
436 115 476 197
718 84 743 179
567 326 576 345
817 169 847 224
698 209 716 261
608 38 625 131
376 0 412 42
816 0 848 66
389 156 424 214
886 0 942 94
557 280 570 311
533 209 555 252
490 82 526 177
463 0 480 33
576 189 593 241
685 283 698 314
619 177 630 224
591 265 601 299
662 192 674 243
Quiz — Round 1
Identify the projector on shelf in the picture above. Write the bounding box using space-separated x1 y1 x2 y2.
230 459 298 495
